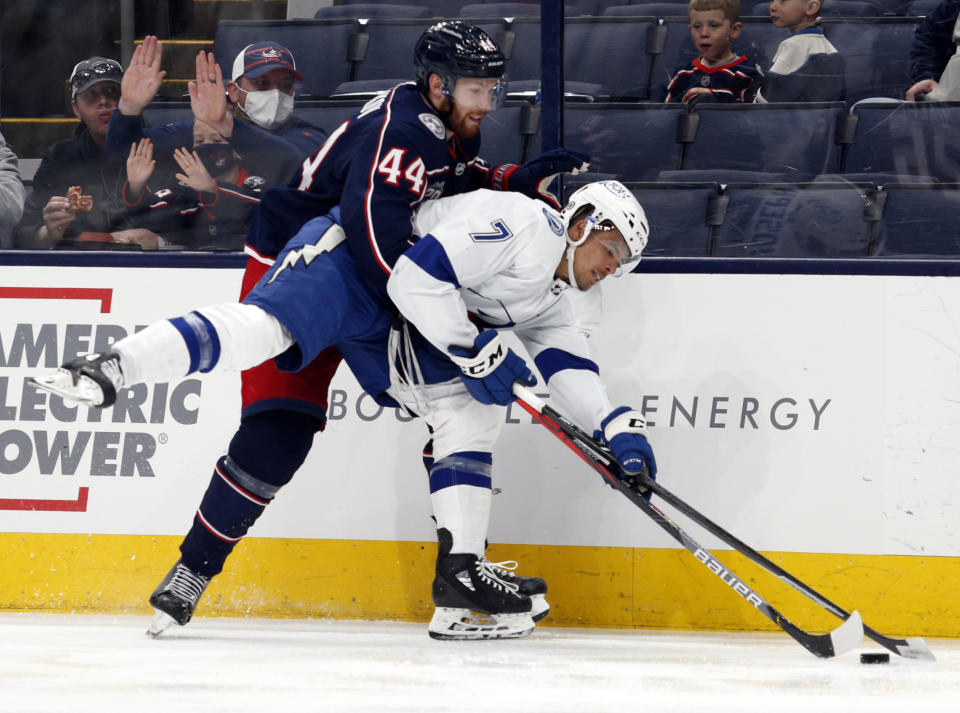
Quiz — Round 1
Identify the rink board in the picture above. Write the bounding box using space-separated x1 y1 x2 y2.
2 259 960 633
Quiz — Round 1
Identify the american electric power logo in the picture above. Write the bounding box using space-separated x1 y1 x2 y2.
0 287 201 512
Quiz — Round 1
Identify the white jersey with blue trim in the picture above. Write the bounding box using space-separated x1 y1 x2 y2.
389 189 615 432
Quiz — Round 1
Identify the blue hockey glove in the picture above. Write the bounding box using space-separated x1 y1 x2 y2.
490 148 591 208
448 330 537 406
600 406 657 480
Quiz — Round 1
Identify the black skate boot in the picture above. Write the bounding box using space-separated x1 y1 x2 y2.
147 558 210 638
429 529 535 641
30 352 123 408
479 557 550 622
481 538 550 622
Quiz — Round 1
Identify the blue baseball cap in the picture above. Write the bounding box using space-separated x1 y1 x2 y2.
231 42 304 82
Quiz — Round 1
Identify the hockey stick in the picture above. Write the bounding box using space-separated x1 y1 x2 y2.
512 385 865 660
511 384 935 662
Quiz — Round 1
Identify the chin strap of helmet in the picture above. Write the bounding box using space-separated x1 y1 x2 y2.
565 244 580 290
564 216 596 291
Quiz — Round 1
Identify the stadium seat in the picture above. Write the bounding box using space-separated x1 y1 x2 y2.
564 176 719 256
475 101 540 166
459 3 581 16
564 17 656 99
332 79 412 97
350 18 439 82
712 182 877 257
682 103 845 178
649 18 782 101
903 0 941 15
314 4 433 18
214 19 359 98
604 4 689 16
844 101 960 181
558 103 685 181
625 182 721 256
872 184 960 256
491 18 541 83
505 79 606 101
143 102 195 127
340 0 455 14
658 169 811 183
293 100 368 135
576 0 668 15
821 17 920 102
816 172 938 184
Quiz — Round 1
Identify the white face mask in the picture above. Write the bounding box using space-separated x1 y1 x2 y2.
239 88 294 130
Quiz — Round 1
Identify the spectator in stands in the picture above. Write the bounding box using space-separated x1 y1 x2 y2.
13 57 159 249
664 0 761 104
122 125 266 250
106 36 317 183
907 0 960 101
0 129 26 249
754 0 846 102
226 41 328 157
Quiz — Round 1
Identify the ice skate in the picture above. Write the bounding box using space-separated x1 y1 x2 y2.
30 352 124 408
429 529 535 641
479 557 550 622
146 559 210 638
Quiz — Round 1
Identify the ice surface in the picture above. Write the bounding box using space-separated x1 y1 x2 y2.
0 613 956 713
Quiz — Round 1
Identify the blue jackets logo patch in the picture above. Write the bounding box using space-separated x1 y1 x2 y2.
418 113 446 140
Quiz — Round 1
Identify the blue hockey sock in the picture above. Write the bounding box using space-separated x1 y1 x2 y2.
179 410 319 578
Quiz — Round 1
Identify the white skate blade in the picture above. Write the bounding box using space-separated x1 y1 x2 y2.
146 609 179 638
29 370 104 407
530 594 550 623
428 607 535 641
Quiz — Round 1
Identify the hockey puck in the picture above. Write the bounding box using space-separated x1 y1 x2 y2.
860 653 890 664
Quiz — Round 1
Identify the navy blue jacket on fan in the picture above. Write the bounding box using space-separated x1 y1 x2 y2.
123 169 265 250
246 82 529 301
910 0 960 83
106 111 302 187
664 55 761 103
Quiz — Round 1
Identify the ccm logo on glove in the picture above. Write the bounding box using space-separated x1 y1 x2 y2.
600 406 657 478
449 331 536 406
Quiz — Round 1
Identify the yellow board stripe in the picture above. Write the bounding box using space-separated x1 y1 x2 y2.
0 534 954 637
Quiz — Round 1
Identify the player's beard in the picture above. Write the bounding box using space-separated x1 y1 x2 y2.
446 102 485 140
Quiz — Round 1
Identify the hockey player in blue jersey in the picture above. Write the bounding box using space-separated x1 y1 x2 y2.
31 21 589 639
31 180 654 640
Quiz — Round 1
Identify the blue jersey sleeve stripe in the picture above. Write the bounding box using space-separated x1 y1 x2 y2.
406 234 460 287
534 348 599 382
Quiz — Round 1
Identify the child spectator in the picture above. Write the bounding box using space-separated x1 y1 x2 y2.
122 122 266 250
755 0 845 103
664 0 762 104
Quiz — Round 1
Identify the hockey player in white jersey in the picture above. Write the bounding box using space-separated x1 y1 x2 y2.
384 180 656 638
30 180 654 640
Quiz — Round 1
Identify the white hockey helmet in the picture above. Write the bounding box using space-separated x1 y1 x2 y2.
560 180 649 264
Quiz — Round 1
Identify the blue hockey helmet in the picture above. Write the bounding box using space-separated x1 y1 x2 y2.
414 21 506 100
